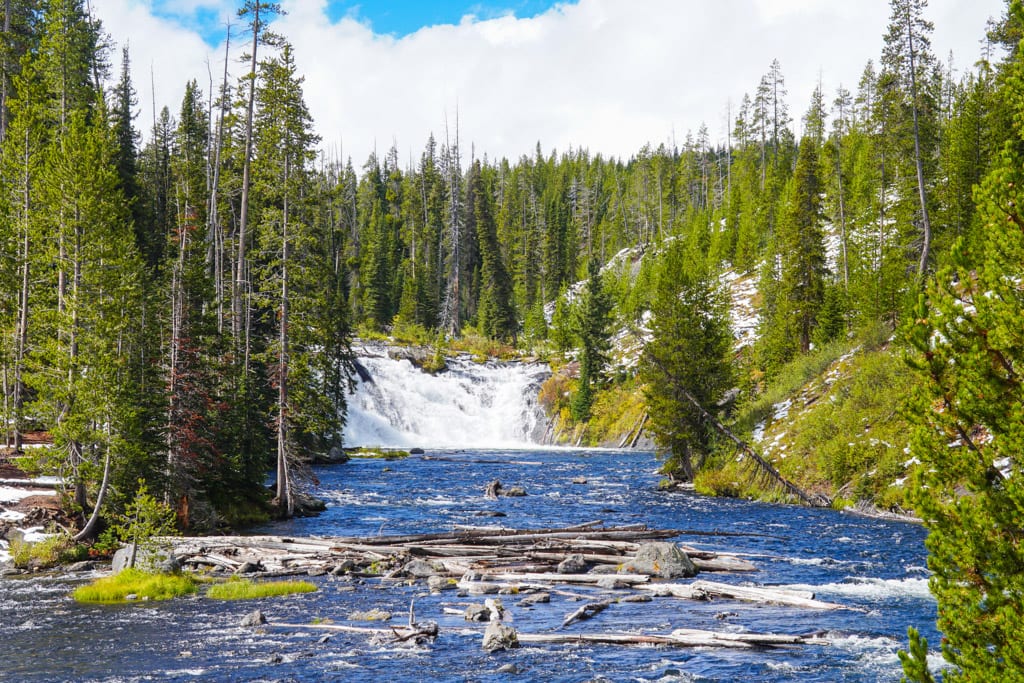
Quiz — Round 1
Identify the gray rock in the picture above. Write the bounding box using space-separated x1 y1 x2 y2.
241 609 267 627
157 554 182 573
349 608 392 622
482 621 519 653
497 663 519 674
317 635 332 645
503 486 527 497
66 561 95 572
427 575 449 593
111 546 134 572
307 567 326 577
464 603 490 622
596 577 629 590
557 554 588 574
619 542 697 579
402 559 440 578
331 559 356 575
572 476 588 485
236 561 261 574
112 545 179 573
124 593 138 601
518 592 550 606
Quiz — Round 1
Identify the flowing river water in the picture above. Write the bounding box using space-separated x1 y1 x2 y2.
0 449 934 682
0 350 937 681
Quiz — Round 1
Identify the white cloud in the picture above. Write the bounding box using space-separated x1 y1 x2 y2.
93 0 1005 166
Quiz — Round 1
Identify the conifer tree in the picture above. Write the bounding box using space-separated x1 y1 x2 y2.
469 160 517 341
640 242 732 481
570 259 613 422
902 5 1024 674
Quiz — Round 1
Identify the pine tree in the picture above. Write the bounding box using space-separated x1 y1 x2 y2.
758 135 826 372
640 242 732 481
902 6 1024 674
469 160 517 341
570 259 613 422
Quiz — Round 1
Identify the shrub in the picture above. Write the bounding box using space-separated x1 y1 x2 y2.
10 532 76 569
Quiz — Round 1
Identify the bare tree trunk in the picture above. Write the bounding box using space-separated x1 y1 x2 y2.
12 133 30 453
276 158 293 516
235 7 259 348
0 0 11 143
210 26 230 335
907 19 932 277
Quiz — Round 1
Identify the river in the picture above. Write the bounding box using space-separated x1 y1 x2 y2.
0 448 935 682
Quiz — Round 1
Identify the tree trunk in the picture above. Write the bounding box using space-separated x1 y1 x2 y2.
276 158 293 517
907 16 932 277
235 6 259 349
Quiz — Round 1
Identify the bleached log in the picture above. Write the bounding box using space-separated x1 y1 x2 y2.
516 628 829 649
562 600 613 627
272 621 439 643
640 580 845 610
482 572 649 585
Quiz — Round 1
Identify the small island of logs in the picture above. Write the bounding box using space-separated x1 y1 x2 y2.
154 522 845 653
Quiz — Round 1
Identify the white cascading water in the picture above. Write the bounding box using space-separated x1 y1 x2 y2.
345 344 551 448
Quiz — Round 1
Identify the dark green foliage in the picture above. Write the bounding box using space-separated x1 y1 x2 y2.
570 260 613 422
640 243 732 480
902 5 1024 675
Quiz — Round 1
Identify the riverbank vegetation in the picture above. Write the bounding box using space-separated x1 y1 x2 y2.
207 577 316 601
72 569 198 603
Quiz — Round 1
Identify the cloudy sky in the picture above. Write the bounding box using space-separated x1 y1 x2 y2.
91 0 1007 165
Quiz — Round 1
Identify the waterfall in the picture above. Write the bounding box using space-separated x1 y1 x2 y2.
344 344 551 448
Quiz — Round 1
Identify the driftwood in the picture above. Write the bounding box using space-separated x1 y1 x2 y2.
273 621 439 644
516 628 829 649
562 600 613 627
640 580 847 610
159 523 755 580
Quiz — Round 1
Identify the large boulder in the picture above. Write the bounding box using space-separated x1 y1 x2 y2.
619 542 697 579
557 554 588 574
402 559 441 578
482 621 519 652
112 545 180 573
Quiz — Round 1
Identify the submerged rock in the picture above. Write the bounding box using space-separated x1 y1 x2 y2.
518 592 550 606
349 608 392 622
241 610 267 627
464 603 490 622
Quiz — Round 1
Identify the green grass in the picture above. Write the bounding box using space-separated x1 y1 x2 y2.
73 569 198 603
348 447 411 459
206 578 317 600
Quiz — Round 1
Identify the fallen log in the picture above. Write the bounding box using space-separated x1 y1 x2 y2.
475 572 650 585
562 600 613 627
640 580 847 610
516 628 829 649
272 621 439 644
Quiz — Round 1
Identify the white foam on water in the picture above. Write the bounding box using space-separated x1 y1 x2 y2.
782 576 933 601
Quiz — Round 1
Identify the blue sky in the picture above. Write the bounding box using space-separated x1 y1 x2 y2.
149 1 569 46
325 1 567 35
